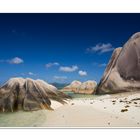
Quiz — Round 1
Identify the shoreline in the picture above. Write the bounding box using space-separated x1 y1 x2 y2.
0 92 140 127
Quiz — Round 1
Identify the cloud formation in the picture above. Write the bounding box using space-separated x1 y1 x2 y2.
21 72 36 76
0 57 24 64
87 43 114 54
59 65 78 72
45 62 59 68
8 57 24 64
78 70 87 76
28 72 36 76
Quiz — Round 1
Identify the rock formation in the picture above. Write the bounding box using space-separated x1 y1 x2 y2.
62 80 97 94
78 80 97 94
96 32 140 94
62 80 82 93
0 77 71 112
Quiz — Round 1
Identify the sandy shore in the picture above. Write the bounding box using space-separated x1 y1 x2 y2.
41 92 140 127
0 92 140 127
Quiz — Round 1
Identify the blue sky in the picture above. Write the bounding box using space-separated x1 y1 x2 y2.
0 14 140 84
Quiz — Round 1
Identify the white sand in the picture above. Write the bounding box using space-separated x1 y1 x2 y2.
41 92 140 127
0 92 140 127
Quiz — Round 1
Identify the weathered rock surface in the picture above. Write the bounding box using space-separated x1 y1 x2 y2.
62 80 82 93
77 80 97 94
0 78 71 112
96 32 140 94
62 80 97 94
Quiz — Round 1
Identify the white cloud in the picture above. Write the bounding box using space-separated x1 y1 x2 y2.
28 72 36 76
78 70 87 76
59 65 78 72
8 57 24 64
45 62 59 68
53 76 67 81
87 43 114 54
21 72 36 76
0 57 24 64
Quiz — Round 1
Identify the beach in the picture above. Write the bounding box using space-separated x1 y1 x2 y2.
41 92 140 127
0 92 140 127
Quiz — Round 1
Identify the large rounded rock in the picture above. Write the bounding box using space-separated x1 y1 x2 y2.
62 80 97 94
96 32 140 94
77 80 97 94
0 77 71 112
62 80 82 93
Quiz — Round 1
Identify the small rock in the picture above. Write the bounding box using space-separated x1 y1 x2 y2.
108 122 110 125
112 100 116 102
104 107 106 109
134 102 137 104
126 101 131 104
121 109 128 112
71 103 74 105
125 105 130 108
119 100 123 103
131 98 140 101
33 125 37 127
90 102 93 104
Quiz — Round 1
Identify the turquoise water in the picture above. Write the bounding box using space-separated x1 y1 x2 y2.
0 110 48 127
64 91 98 99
